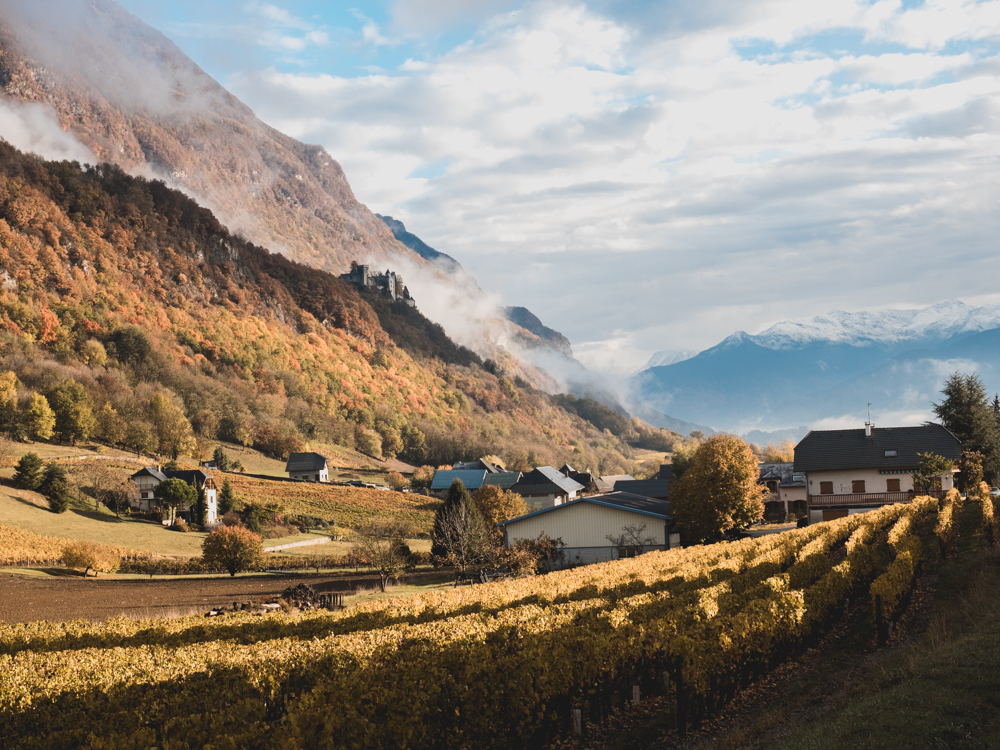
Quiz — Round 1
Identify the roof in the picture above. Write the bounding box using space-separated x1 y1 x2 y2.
512 467 584 495
452 459 504 474
430 469 488 491
482 471 522 490
793 424 962 473
500 491 673 526
612 479 670 499
285 452 330 473
758 462 805 487
131 467 167 482
164 469 213 486
558 463 576 475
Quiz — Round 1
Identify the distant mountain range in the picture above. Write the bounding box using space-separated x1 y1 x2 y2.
632 301 1000 433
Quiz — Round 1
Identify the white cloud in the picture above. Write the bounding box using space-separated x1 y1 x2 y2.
228 0 1000 380
0 100 94 163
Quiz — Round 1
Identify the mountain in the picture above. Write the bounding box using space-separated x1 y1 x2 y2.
376 214 464 276
503 307 573 356
0 0 414 275
0 141 676 476
638 350 696 371
632 301 1000 432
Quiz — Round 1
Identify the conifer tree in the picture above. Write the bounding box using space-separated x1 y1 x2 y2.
194 482 207 526
933 373 1000 485
431 479 480 561
13 452 43 490
217 477 237 516
39 462 71 513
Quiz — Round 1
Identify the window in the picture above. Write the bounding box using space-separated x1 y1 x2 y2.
887 478 901 492
852 480 866 494
884 450 897 457
820 481 833 495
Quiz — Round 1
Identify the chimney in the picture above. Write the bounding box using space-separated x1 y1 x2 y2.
865 422 872 437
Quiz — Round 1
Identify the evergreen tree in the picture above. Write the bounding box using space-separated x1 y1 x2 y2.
13 452 43 490
431 479 478 560
193 482 207 526
933 373 1000 485
212 445 231 471
39 462 71 513
217 477 237 516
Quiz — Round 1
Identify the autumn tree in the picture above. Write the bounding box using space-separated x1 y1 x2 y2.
472 485 528 543
49 379 97 445
671 434 766 544
20 393 55 442
153 477 197 526
355 516 415 592
149 393 195 459
124 420 156 457
434 499 493 572
385 471 407 491
956 450 985 494
201 526 263 576
606 522 658 556
62 540 119 577
410 465 435 490
96 402 127 447
934 373 1000 484
0 371 18 433
669 446 696 479
760 440 796 463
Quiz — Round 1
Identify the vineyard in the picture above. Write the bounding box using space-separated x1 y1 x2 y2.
0 525 150 568
0 490 996 749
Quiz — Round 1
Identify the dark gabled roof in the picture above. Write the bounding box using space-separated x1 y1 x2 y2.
430 469 488 491
131 466 167 482
453 459 504 474
612 479 670 499
285 452 330 473
758 462 805 487
164 469 213 487
558 463 576 475
482 471 522 489
513 467 584 494
500 491 673 526
793 424 962 473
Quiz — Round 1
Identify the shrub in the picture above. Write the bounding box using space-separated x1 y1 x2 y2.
62 540 120 577
201 526 264 577
385 471 407 491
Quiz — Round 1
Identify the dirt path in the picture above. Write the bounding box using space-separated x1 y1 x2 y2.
0 570 443 623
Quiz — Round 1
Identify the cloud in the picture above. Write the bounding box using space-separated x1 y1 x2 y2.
0 100 95 163
223 0 1000 383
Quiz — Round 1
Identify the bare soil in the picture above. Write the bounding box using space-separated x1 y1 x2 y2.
0 570 443 624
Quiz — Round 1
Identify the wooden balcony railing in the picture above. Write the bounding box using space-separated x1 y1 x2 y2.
808 490 945 507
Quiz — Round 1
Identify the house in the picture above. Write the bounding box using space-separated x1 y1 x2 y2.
794 422 961 524
612 478 670 501
510 467 585 510
429 469 522 497
759 462 807 522
285 452 330 482
500 491 678 567
129 467 218 524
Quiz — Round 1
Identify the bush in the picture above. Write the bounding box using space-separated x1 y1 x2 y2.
385 471 407 491
62 540 120 577
201 526 264 577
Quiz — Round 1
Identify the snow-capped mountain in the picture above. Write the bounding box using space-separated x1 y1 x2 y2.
630 299 1000 433
751 300 1000 350
639 350 696 371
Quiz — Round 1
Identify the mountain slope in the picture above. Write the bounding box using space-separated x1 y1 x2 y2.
0 0 414 274
0 141 676 477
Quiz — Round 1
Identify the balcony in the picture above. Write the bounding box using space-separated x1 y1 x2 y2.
808 490 945 507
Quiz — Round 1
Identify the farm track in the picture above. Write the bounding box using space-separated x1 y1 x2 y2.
0 570 444 624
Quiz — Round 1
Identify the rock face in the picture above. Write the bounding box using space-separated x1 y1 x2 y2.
0 0 413 274
376 214 465 276
504 306 573 356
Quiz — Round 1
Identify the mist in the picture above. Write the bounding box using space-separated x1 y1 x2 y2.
0 100 94 163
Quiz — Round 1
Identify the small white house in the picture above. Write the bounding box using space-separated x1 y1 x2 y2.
500 491 677 567
129 467 218 524
285 452 330 482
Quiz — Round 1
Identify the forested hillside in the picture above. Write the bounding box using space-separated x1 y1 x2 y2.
0 143 678 472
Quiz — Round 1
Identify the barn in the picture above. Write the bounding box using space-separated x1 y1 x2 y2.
500 491 678 567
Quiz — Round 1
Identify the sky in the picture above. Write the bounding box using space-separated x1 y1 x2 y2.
115 0 1000 378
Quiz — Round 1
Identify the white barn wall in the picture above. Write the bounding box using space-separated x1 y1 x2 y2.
504 503 668 548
